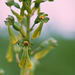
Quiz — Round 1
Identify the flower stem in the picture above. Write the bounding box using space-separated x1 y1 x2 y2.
26 15 30 41
20 64 27 75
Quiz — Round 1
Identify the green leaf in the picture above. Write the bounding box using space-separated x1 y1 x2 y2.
42 17 49 23
13 2 20 9
34 47 50 59
32 22 43 39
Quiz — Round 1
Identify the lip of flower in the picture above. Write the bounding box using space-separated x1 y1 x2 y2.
39 15 44 19
24 41 28 46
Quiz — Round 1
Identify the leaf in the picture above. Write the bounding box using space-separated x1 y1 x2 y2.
34 47 50 59
13 2 20 9
32 22 43 39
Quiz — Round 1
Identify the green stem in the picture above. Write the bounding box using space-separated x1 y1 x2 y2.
26 15 30 41
20 64 27 75
20 1 31 75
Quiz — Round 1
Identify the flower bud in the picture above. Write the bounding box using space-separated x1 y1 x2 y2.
40 40 49 48
13 22 21 31
5 15 14 26
8 15 14 23
48 38 58 47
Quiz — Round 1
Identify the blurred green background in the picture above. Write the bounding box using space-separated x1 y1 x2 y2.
0 31 75 75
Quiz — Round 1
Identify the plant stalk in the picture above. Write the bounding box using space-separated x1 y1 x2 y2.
26 15 30 41
20 64 27 75
20 0 31 75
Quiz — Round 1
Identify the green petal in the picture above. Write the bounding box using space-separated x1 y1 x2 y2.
42 17 49 23
19 47 27 68
32 22 43 39
34 47 50 59
6 44 13 62
8 26 18 44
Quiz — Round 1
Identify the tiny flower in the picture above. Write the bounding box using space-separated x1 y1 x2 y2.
39 15 44 19
24 41 28 46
